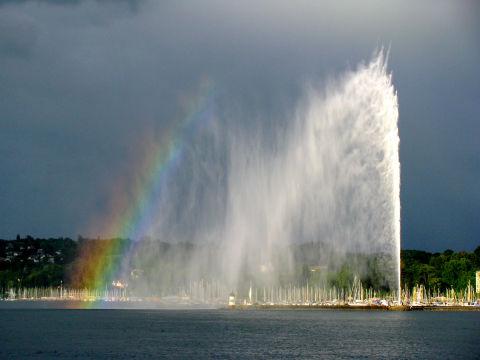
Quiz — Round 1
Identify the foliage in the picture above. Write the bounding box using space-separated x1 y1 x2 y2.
0 236 479 293
401 247 480 291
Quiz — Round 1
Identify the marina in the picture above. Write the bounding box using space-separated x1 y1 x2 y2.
3 282 479 311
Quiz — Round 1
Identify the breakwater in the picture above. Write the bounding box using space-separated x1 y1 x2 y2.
228 304 480 311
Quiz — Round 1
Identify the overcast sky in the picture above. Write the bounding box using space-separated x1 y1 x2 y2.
0 0 479 251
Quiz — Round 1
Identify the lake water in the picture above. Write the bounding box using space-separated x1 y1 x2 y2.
0 304 479 359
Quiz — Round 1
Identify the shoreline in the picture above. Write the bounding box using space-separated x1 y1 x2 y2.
2 300 480 311
227 304 480 311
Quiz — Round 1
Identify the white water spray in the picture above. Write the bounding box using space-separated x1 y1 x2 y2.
136 50 401 297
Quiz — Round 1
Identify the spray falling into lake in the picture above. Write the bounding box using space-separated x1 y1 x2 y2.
219 50 400 295
82 50 400 299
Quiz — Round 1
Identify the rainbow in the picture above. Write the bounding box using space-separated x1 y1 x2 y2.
70 78 216 295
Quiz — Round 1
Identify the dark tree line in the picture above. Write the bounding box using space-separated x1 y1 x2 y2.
0 236 77 288
401 248 480 291
1 236 479 292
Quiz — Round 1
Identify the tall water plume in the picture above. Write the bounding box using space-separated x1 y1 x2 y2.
87 50 400 298
215 50 400 294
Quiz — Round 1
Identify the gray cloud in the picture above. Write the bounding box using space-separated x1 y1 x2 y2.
0 10 37 58
0 0 479 251
0 0 142 8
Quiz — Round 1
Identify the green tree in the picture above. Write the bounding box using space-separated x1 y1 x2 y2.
442 258 473 290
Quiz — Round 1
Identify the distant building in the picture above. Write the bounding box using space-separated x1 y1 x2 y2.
112 280 127 289
476 271 480 294
309 265 328 273
228 292 236 306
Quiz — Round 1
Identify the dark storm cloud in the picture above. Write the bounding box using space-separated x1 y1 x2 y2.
0 0 479 251
0 16 36 58
0 0 142 8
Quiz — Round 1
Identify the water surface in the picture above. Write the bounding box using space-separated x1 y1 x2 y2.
0 307 478 359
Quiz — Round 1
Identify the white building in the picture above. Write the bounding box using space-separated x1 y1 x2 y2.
228 293 236 306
